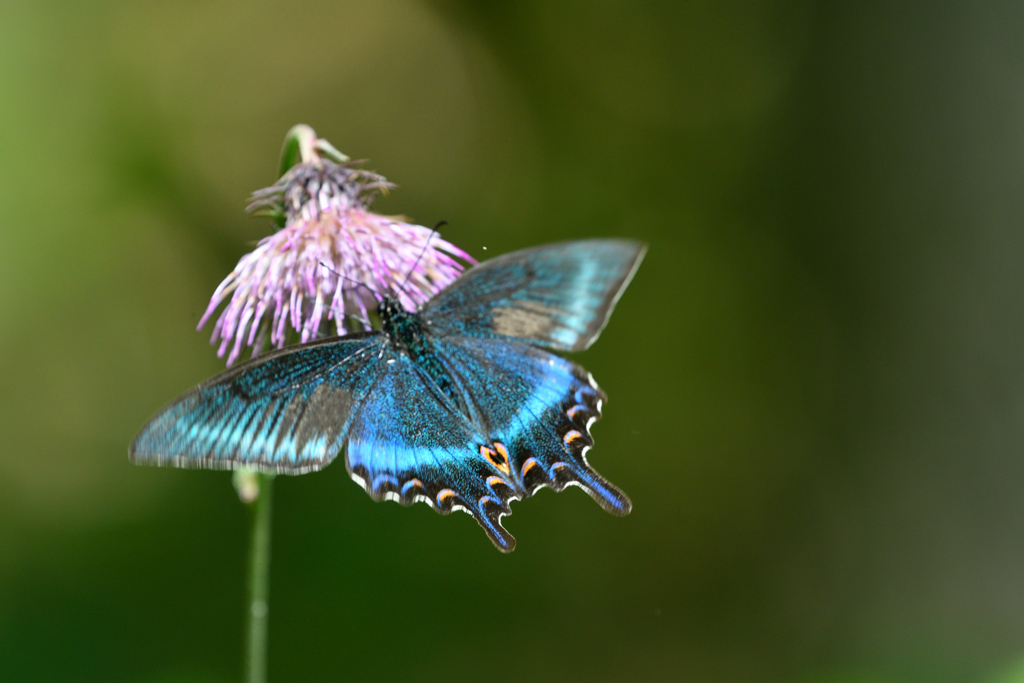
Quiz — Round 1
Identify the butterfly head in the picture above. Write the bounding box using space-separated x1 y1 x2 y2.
377 294 406 322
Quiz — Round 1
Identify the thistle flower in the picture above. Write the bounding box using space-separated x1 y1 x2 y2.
199 131 474 366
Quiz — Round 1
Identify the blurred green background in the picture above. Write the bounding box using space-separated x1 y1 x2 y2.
2 1 1024 681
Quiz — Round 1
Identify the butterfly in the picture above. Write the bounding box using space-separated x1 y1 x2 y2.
131 239 646 551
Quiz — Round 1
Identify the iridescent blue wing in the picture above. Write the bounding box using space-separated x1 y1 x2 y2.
343 353 521 551
130 334 384 473
420 239 645 352
344 338 629 553
435 336 630 516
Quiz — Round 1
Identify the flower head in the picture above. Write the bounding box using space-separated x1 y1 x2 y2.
200 143 474 366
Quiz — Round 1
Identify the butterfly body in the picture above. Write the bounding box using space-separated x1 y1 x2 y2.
378 296 461 407
132 239 646 551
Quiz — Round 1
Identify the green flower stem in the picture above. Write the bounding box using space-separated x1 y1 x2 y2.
245 473 274 683
278 124 317 178
278 124 350 178
237 123 351 683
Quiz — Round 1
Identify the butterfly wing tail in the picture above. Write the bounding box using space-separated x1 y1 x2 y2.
348 448 519 553
511 367 632 515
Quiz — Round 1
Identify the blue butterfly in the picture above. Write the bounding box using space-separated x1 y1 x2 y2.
131 239 645 551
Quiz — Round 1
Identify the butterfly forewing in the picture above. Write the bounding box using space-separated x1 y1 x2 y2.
131 334 384 473
421 239 645 351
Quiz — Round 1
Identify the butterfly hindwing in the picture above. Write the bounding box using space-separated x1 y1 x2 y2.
435 336 631 515
130 334 383 473
344 352 519 551
421 239 645 352
343 336 631 552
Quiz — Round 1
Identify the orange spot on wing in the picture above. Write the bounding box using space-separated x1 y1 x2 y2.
481 442 511 475
521 457 540 477
563 430 583 446
486 476 507 488
566 405 587 420
437 489 457 504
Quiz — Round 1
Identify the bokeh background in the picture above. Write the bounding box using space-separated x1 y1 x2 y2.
2 1 1024 681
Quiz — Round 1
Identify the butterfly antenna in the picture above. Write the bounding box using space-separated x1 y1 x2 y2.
398 220 447 297
318 262 378 328
319 261 379 298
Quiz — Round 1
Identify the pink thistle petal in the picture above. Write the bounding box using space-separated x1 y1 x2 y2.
228 306 254 366
247 300 268 347
217 334 230 359
289 288 300 332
